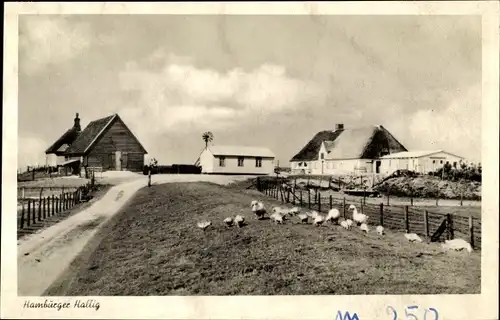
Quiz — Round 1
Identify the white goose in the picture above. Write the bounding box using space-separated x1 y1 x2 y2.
404 232 423 243
349 204 369 225
325 208 341 224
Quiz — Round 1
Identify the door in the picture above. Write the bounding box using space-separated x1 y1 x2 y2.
122 152 128 170
375 160 381 174
115 151 122 171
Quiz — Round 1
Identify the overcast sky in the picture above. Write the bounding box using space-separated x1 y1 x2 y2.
18 15 481 169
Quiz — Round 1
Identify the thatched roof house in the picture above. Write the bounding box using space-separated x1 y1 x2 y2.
290 124 408 174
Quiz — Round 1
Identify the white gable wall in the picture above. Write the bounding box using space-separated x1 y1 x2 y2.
45 154 66 167
199 149 215 174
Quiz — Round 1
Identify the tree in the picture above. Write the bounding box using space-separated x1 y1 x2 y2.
202 131 214 148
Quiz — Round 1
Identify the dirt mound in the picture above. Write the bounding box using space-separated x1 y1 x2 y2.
374 175 481 200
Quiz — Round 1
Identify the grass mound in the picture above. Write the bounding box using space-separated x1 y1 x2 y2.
46 182 480 296
374 175 481 200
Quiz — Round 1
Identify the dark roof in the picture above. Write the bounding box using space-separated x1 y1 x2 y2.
45 127 80 154
64 114 148 156
290 130 343 162
64 115 115 155
290 125 408 161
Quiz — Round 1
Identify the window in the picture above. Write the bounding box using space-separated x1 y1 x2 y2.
440 160 443 164
453 162 457 168
219 156 226 167
238 157 244 167
433 160 436 164
320 153 324 160
256 157 262 168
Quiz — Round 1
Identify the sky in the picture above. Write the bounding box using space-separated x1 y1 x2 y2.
18 15 482 169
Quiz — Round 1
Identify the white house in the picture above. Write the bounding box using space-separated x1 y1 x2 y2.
290 124 408 175
378 150 464 175
197 145 276 175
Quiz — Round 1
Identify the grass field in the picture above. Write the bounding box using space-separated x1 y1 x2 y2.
46 182 481 296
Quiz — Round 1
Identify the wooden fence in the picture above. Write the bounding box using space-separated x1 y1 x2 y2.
17 180 96 230
256 177 481 250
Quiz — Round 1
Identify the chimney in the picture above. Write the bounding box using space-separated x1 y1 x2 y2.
335 123 344 131
74 113 81 132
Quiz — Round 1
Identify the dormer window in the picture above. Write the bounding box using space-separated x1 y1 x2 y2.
320 153 324 160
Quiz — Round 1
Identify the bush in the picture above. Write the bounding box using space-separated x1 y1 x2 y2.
430 161 481 182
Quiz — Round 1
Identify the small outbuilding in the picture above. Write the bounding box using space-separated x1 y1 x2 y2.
196 145 275 175
378 150 464 174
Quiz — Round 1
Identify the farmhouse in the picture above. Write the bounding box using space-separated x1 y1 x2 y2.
45 113 148 174
290 124 408 175
378 150 464 174
197 145 275 175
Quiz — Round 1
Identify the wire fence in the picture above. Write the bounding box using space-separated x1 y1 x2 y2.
256 177 481 250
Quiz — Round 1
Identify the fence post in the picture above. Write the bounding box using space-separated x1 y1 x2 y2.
379 203 384 227
410 195 413 206
424 210 429 241
37 199 42 222
318 191 321 213
469 216 474 249
300 190 303 207
360 198 364 214
343 197 346 218
20 203 26 229
329 195 333 210
435 196 439 206
51 195 55 216
42 197 46 219
386 189 390 206
446 213 454 240
27 200 31 227
22 187 25 199
363 186 366 206
404 206 409 233
308 189 311 209
460 193 463 206
32 200 36 225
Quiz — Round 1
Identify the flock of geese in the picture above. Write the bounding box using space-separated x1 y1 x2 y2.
196 199 421 240
195 199 474 253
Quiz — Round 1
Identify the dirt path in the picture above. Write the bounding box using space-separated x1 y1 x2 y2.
17 173 253 296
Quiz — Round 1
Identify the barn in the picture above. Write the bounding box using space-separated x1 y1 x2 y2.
289 124 408 175
378 150 464 174
196 145 275 175
45 113 148 175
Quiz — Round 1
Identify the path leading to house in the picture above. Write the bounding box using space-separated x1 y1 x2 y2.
17 172 254 296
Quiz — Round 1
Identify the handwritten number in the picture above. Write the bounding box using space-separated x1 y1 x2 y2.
424 308 439 320
405 305 418 320
386 306 398 320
